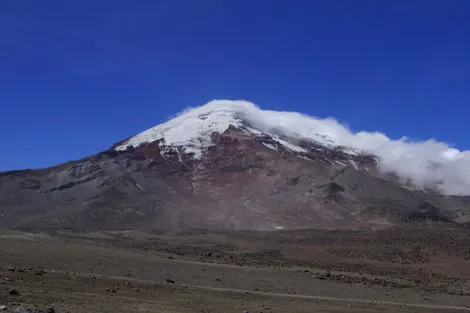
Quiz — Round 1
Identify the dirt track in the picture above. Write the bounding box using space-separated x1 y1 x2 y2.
0 228 470 312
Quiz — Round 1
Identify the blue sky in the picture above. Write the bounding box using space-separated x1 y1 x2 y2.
1 0 469 170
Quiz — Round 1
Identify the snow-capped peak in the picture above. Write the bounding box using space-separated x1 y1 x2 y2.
115 100 470 195
114 100 343 158
115 101 254 158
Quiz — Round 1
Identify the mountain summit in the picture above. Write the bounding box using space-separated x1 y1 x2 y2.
115 100 470 195
114 100 356 159
1 100 470 231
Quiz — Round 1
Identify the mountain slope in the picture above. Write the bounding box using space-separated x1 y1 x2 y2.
1 100 470 231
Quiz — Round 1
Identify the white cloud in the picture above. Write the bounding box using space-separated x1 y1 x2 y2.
204 100 470 195
120 99 470 195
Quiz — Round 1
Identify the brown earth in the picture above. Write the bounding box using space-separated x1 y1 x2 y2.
0 227 469 312
2 127 470 231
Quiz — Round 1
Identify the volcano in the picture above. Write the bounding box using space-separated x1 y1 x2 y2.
1 100 470 231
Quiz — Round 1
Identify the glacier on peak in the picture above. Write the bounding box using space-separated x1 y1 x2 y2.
114 100 346 157
115 99 470 195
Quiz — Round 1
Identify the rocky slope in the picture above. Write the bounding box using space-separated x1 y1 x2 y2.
1 101 470 231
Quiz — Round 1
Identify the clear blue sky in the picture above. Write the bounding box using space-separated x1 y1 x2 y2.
1 0 469 170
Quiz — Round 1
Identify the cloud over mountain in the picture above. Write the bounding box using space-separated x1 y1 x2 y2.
161 100 469 195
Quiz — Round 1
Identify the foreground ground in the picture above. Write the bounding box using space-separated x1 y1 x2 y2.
0 227 470 312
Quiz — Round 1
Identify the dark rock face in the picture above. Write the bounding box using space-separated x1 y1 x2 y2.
1 127 470 231
18 180 41 191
